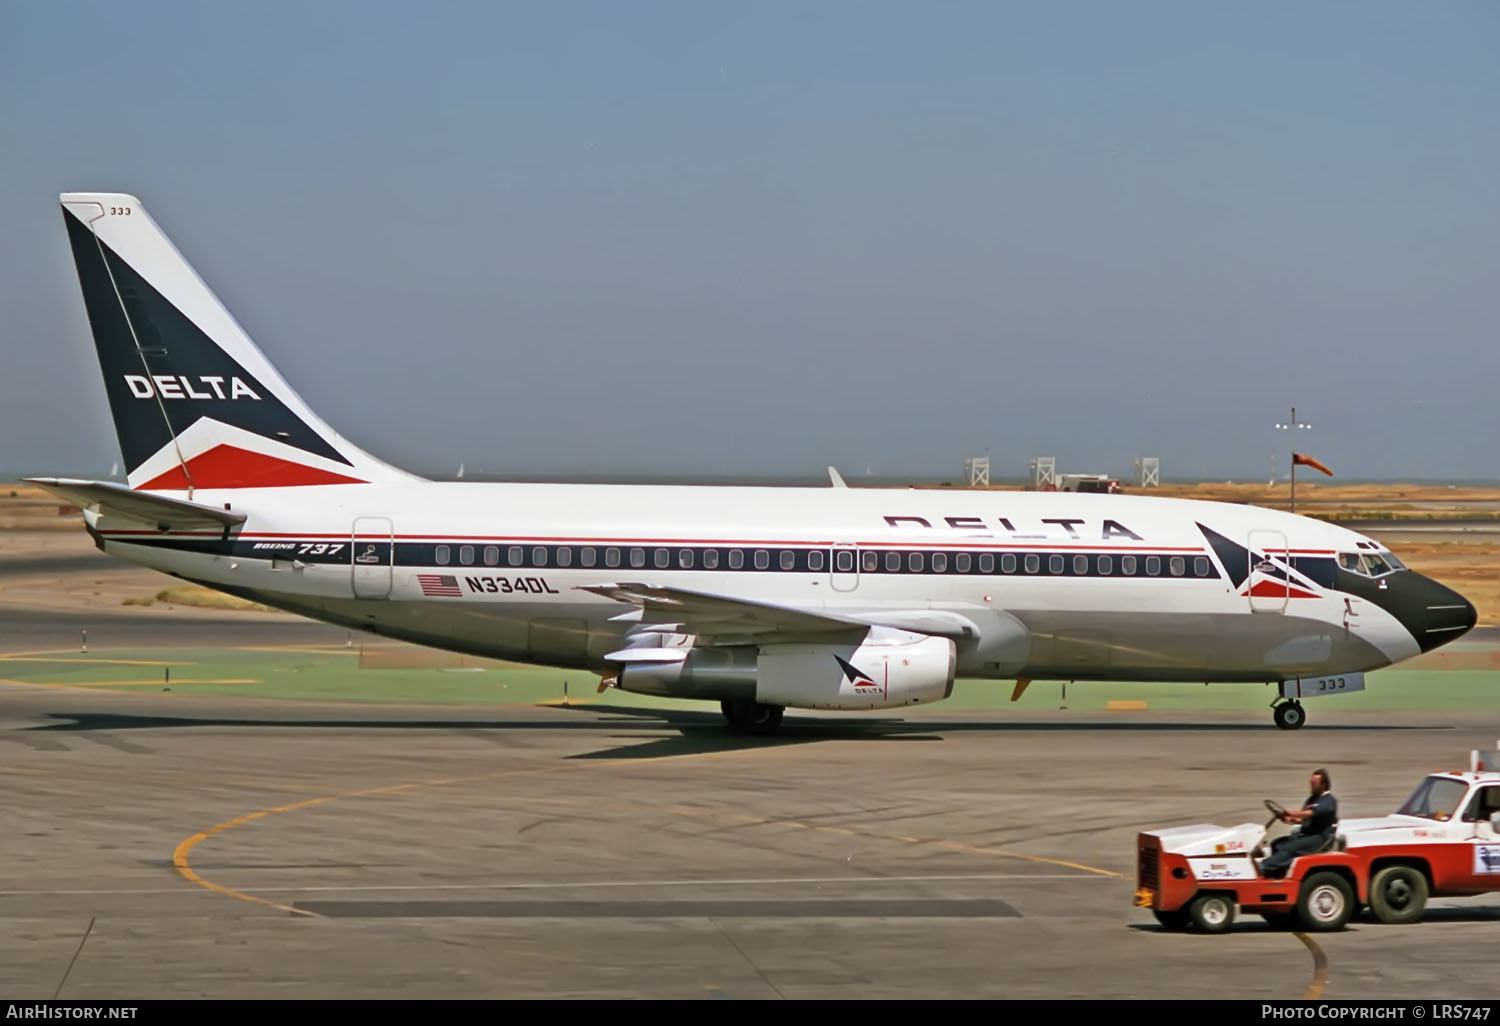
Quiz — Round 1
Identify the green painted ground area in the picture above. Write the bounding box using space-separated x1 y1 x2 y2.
0 648 619 707
2 646 1496 716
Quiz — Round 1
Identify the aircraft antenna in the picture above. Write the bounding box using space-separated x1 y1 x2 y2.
89 228 194 496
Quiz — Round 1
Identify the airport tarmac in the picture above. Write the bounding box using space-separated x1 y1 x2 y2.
3 513 1499 1000
2 680 1498 1001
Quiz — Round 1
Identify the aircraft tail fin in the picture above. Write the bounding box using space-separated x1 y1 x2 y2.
58 192 418 493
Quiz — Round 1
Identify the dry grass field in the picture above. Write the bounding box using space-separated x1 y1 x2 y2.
1133 480 1500 519
967 479 1500 517
0 483 92 531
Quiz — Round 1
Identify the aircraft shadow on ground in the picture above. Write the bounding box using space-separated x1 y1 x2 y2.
17 705 1452 760
555 705 1451 758
1130 904 1500 935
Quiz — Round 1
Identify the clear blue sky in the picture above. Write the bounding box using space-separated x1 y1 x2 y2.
3 1 1496 482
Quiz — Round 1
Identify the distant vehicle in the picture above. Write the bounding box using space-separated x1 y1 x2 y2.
1057 474 1122 494
27 191 1476 734
1134 743 1500 932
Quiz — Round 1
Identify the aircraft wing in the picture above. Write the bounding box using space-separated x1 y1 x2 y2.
23 477 248 533
576 582 981 644
578 582 864 639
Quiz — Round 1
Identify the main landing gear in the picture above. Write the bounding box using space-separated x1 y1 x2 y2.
721 699 784 735
1272 700 1306 731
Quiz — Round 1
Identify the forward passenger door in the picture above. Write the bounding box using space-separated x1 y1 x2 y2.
1246 529 1289 613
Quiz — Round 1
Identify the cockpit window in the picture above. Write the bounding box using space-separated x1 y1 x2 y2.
1338 550 1404 577
1396 776 1469 821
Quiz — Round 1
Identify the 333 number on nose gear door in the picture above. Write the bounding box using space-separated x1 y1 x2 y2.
1280 673 1366 700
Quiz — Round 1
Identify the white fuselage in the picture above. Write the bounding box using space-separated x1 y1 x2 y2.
90 481 1421 684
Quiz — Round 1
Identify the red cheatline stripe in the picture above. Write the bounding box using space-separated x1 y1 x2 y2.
95 528 1208 552
135 444 367 490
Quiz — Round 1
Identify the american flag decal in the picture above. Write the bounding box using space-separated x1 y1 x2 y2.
417 574 461 597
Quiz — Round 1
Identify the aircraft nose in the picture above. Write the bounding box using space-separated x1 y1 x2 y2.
1401 574 1478 653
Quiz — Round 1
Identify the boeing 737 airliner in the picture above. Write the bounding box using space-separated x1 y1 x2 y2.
28 192 1478 733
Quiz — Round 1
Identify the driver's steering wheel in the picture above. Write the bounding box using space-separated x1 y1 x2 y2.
1263 799 1287 825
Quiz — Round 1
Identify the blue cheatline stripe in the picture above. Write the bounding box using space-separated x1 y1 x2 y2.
108 536 1225 582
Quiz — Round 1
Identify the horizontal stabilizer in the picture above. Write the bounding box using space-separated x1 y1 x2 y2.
23 477 247 532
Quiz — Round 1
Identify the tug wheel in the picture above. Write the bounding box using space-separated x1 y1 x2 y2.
1188 893 1236 933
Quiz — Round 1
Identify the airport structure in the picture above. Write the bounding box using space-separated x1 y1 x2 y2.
1028 456 1056 490
1135 457 1160 488
963 456 990 487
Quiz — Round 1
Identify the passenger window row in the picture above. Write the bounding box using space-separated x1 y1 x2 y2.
423 544 1218 579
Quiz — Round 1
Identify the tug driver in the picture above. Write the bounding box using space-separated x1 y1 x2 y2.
1261 768 1338 879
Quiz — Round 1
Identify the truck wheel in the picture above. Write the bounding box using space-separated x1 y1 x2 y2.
1153 909 1190 931
1296 872 1354 932
1188 893 1236 933
1368 865 1428 924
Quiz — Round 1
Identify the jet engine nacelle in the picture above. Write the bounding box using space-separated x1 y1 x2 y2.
757 629 957 710
613 643 757 701
608 628 957 710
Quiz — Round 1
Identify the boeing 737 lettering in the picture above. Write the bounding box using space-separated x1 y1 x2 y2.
28 192 1478 734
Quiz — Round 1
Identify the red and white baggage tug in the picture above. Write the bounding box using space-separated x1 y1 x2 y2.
1134 742 1500 933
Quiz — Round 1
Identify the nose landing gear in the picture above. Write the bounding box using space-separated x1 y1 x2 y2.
1272 700 1306 730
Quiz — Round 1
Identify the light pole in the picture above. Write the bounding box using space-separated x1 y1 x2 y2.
1274 408 1312 513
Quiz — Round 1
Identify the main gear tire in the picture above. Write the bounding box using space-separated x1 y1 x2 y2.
721 700 785 735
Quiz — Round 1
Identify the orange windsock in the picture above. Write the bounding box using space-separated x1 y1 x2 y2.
1292 453 1333 477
